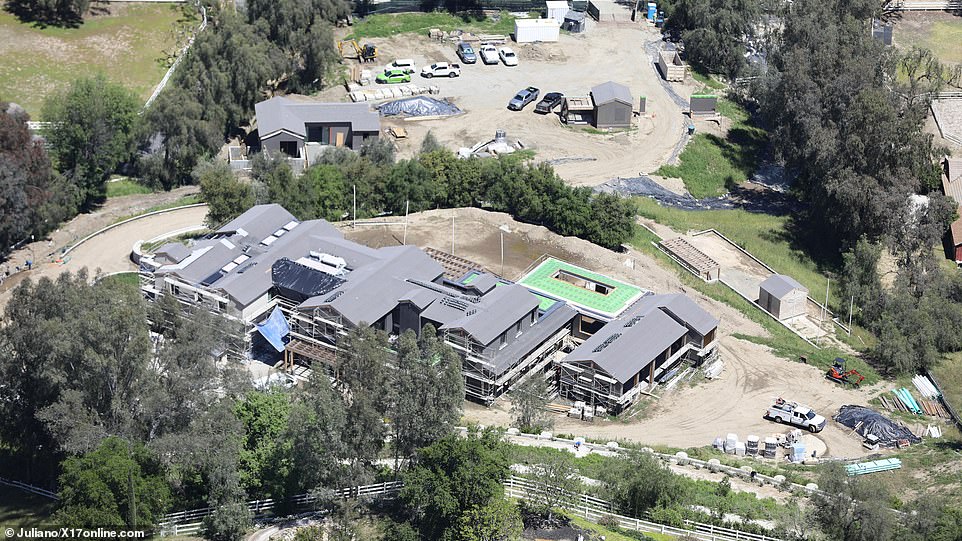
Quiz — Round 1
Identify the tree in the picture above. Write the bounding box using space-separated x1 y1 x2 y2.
5 0 91 26
55 437 171 529
527 451 581 522
420 131 443 153
359 137 396 167
234 390 293 499
401 427 510 540
603 451 687 517
336 326 392 478
667 0 759 80
455 499 523 541
285 368 346 493
813 462 897 541
840 237 884 324
42 75 140 207
508 376 553 433
390 326 463 472
0 103 75 254
196 160 254 228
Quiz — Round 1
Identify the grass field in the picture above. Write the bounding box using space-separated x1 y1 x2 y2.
896 14 962 65
106 177 156 198
346 11 527 39
112 194 203 224
0 4 194 116
0 484 57 530
654 99 767 199
932 352 962 416
566 514 677 541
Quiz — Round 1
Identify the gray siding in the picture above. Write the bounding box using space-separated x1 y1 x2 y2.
594 102 632 128
261 132 304 156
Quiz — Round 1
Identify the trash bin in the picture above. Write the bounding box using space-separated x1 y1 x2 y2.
687 124 695 135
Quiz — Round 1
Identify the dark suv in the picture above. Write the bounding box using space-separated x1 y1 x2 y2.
534 92 564 114
508 87 540 111
456 42 477 64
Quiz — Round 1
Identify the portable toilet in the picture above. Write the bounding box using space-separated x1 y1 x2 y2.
647 2 657 21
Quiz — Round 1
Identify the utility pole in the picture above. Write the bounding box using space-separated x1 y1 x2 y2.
451 212 455 255
848 295 854 336
822 278 830 323
352 184 357 228
403 200 410 245
500 229 504 277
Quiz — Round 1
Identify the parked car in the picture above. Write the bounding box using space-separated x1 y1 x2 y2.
480 45 499 65
508 87 540 111
766 398 826 433
498 47 519 66
534 92 564 114
387 58 417 73
376 69 412 84
457 42 477 64
421 62 461 78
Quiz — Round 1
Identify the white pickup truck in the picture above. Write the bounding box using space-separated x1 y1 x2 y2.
421 62 461 78
766 398 826 433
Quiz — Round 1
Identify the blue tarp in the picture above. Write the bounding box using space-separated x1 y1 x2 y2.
256 307 290 352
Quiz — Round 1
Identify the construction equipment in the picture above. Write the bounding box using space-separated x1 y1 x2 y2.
827 357 865 387
337 40 377 63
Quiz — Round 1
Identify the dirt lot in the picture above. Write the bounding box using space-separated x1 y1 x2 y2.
327 15 695 186
342 208 877 458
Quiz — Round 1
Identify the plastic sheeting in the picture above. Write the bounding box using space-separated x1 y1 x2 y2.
834 405 921 446
377 96 463 117
271 258 345 302
256 307 290 353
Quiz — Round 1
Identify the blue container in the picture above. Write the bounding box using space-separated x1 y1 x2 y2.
647 2 657 20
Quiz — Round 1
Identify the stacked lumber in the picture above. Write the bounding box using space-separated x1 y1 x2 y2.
845 458 902 476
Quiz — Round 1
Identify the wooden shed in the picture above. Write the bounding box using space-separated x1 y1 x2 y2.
561 96 594 125
657 50 686 82
758 274 808 321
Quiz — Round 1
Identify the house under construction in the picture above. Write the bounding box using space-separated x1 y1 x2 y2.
140 205 719 412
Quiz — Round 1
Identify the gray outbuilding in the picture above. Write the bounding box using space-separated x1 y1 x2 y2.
254 96 380 157
590 81 632 129
758 274 808 320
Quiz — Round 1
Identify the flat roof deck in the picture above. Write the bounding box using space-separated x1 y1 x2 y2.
517 257 645 319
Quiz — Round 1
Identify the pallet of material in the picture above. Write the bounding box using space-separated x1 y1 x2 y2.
845 458 902 476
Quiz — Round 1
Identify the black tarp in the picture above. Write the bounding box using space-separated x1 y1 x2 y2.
834 405 922 446
271 258 345 303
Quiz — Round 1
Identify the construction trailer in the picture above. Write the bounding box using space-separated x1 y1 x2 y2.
546 0 570 23
758 274 808 320
657 50 686 82
514 18 562 43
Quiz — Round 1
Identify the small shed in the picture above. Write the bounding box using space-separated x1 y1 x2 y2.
563 9 586 32
657 50 686 82
758 274 808 321
561 96 594 125
546 0 570 24
515 18 561 43
590 81 632 129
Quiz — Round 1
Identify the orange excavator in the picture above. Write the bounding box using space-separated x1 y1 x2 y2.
827 357 864 387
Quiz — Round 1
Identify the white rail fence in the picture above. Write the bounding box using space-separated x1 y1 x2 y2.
0 476 59 500
505 476 783 541
142 3 208 110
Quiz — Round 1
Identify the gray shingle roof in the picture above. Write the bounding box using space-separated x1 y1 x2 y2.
440 284 540 345
215 204 299 242
591 81 632 106
488 303 577 375
566 309 687 383
633 293 719 336
759 274 807 299
154 242 191 264
255 97 381 140
464 272 500 294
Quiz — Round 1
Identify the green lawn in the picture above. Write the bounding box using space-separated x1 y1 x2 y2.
932 352 962 416
635 198 842 309
0 484 57 530
655 99 767 199
0 4 194 116
98 272 141 290
690 68 726 90
112 194 203 224
896 16 962 66
346 11 527 40
566 514 677 541
106 177 156 198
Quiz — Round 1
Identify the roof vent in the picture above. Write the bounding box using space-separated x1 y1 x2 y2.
624 315 643 327
592 332 621 353
325 290 344 302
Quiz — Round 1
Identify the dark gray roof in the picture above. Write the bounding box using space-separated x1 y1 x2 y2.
760 274 807 299
463 272 500 295
564 9 585 21
441 284 540 345
215 204 300 243
566 308 687 383
154 242 191 264
631 293 719 336
591 81 632 106
255 97 381 140
488 303 577 375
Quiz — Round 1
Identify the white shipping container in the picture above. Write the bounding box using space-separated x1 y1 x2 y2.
545 0 569 24
514 18 561 43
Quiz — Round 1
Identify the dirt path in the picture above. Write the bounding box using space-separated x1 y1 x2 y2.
347 208 874 458
325 20 690 186
0 192 205 309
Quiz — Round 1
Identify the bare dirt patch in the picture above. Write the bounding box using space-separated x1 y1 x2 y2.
328 17 690 186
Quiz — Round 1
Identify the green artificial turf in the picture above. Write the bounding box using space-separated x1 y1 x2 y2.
517 258 644 317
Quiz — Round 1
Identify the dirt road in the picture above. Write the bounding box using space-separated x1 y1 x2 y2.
0 201 207 309
345 208 875 458
329 19 694 186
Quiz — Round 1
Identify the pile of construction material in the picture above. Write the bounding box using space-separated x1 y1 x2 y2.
713 430 807 460
378 96 463 118
702 358 723 379
845 458 902 476
878 386 951 419
459 129 525 157
913 374 940 398
834 405 922 447
349 84 439 103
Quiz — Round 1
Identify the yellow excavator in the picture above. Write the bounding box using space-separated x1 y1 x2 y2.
337 40 377 63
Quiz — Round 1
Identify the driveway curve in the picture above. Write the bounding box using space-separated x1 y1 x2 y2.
0 205 208 308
